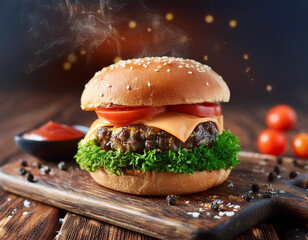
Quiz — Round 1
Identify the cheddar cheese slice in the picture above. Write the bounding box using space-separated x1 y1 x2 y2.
83 112 223 143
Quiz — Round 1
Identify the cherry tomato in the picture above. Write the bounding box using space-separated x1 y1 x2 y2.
167 103 222 117
266 104 297 131
292 133 308 158
257 129 287 156
95 106 166 125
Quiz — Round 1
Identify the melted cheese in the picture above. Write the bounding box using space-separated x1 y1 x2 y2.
83 112 223 143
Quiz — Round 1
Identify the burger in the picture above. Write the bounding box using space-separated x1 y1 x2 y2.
75 57 241 195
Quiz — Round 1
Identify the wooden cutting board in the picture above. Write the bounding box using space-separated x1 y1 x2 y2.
0 152 307 240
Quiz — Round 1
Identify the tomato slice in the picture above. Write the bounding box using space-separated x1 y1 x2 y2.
95 106 167 125
167 103 221 117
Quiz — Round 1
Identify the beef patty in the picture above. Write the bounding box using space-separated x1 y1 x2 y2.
94 122 219 153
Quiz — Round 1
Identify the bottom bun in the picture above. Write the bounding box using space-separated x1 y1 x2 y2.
90 168 231 195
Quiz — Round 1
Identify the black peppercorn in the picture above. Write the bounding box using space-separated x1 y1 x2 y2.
242 192 254 202
20 159 27 167
292 158 298 166
276 157 283 165
19 168 27 175
166 195 177 205
251 183 260 193
289 171 299 179
273 166 280 175
33 162 41 169
26 172 34 182
57 161 67 171
263 191 274 198
211 201 220 211
268 172 277 182
41 166 50 174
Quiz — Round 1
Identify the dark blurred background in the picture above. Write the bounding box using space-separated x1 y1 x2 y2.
0 0 307 107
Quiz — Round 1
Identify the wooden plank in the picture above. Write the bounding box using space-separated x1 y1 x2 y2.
233 223 279 240
0 154 307 240
0 189 64 240
273 221 308 240
56 212 156 240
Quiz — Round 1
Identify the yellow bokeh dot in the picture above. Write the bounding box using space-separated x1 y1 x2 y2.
114 56 122 63
266 84 273 92
165 13 174 21
243 53 249 60
229 20 237 28
97 9 101 14
147 28 152 32
63 62 72 71
128 21 137 29
203 55 208 61
67 53 77 63
80 48 86 55
205 15 214 23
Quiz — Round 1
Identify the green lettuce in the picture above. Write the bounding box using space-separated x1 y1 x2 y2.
75 130 241 175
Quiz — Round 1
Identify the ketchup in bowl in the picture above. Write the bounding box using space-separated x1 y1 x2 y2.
23 121 85 141
16 121 88 160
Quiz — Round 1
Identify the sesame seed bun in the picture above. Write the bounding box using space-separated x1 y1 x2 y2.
90 168 231 195
81 57 230 110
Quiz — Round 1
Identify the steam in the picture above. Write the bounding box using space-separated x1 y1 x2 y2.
25 0 190 71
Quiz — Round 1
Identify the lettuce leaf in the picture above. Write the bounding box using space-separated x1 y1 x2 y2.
75 130 241 175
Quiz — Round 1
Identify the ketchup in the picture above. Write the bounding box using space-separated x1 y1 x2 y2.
23 121 85 141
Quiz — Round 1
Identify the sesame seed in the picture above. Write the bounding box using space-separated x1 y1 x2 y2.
188 71 192 74
147 62 151 64
178 65 183 68
186 64 190 68
154 69 159 72
100 92 104 97
84 83 88 88
106 84 111 87
157 66 162 69
147 82 151 86
94 79 99 82
130 66 133 70
143 64 148 68
126 85 131 90
167 69 171 72
138 63 142 65
206 82 209 86
163 63 167 65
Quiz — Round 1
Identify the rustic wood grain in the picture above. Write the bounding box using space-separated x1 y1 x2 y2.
0 154 306 240
56 212 156 240
273 221 308 240
233 223 279 240
0 189 64 240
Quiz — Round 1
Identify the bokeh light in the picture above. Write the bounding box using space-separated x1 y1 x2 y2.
203 55 208 61
147 28 152 32
67 53 77 63
80 48 86 55
205 15 214 23
229 20 237 28
165 13 174 21
128 21 137 29
62 62 72 71
243 53 249 60
266 84 273 92
114 56 122 63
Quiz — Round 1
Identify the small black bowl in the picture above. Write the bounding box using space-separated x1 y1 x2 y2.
15 125 89 161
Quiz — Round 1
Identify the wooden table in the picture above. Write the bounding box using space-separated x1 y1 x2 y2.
0 88 307 239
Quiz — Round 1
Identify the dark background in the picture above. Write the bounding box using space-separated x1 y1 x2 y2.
0 0 307 107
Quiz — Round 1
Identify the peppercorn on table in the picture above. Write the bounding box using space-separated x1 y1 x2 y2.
0 89 307 240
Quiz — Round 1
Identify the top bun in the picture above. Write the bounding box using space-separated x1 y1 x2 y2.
81 57 230 110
